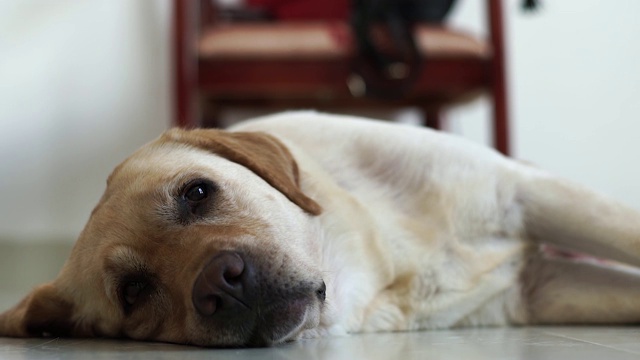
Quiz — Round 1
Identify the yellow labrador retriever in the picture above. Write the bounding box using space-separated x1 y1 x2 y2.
2 111 640 347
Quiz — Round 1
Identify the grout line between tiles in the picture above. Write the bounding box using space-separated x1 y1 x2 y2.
541 330 640 356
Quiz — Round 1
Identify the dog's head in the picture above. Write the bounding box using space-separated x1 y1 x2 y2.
0 129 326 347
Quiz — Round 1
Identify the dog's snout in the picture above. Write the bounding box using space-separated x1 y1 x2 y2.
192 252 250 317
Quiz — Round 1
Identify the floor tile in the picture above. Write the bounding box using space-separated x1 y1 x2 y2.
1 327 640 360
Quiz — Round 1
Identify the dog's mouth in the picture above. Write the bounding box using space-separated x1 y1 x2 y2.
247 295 321 346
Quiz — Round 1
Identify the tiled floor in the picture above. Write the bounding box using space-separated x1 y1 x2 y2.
0 242 71 309
2 327 640 359
2 243 640 359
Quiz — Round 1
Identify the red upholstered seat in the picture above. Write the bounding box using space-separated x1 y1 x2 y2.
199 22 490 60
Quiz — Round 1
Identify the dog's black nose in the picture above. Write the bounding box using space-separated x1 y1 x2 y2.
192 252 249 317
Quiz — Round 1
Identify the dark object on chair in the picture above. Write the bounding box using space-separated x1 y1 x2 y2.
173 0 512 155
350 0 457 98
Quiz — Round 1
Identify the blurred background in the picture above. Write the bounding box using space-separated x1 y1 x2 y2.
1 0 640 250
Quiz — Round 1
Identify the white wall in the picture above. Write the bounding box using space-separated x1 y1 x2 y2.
0 0 170 242
451 0 640 206
1 0 640 244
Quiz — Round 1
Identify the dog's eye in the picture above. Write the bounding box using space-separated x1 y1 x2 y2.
122 281 147 308
177 179 217 222
185 183 208 202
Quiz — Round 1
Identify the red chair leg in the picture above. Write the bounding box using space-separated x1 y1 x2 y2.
488 0 510 156
173 0 199 128
201 101 223 128
424 107 443 130
492 90 509 156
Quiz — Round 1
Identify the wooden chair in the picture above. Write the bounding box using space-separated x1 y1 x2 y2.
173 0 511 155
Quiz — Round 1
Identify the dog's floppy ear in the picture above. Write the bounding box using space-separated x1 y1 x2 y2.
0 283 74 338
164 128 322 215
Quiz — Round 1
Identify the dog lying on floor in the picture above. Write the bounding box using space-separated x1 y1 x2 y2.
2 111 640 347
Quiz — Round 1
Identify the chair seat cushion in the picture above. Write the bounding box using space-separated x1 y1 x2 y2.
198 22 490 60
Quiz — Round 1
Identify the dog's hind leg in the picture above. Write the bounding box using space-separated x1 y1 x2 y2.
517 169 640 267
